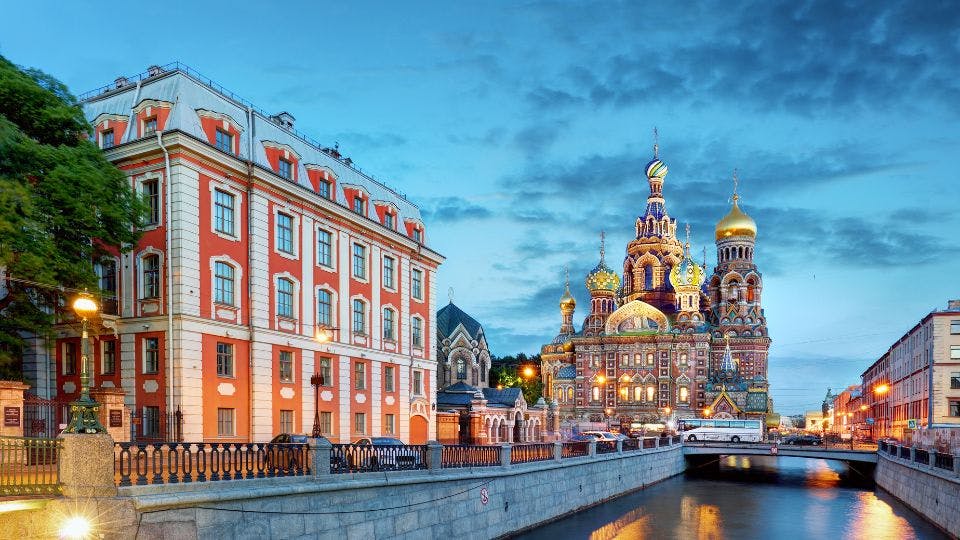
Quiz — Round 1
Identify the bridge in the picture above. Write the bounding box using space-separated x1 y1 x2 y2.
682 442 878 464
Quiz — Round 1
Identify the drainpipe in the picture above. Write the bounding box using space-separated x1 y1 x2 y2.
246 106 255 442
156 131 175 419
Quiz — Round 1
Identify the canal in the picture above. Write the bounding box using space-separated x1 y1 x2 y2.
513 456 949 539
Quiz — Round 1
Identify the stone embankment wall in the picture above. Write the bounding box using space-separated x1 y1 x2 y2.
876 451 960 537
128 445 685 539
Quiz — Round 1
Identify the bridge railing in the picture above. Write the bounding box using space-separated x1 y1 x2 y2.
442 445 501 468
880 441 960 477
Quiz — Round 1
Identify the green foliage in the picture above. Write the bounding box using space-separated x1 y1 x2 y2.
490 353 544 405
0 55 145 378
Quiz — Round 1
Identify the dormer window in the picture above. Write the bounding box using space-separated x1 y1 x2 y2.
278 158 292 180
144 117 157 136
101 129 114 149
353 196 365 215
319 180 331 199
215 129 234 154
413 228 422 243
384 213 395 229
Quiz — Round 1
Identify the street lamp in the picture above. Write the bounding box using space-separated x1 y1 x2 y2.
522 366 535 379
604 407 613 430
311 326 338 438
873 384 889 395
64 291 107 434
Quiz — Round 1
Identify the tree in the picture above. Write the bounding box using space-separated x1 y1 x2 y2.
490 353 544 405
0 55 144 379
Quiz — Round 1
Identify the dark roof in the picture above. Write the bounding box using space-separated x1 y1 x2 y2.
443 381 479 393
482 387 523 407
557 364 577 379
436 392 474 407
437 302 483 338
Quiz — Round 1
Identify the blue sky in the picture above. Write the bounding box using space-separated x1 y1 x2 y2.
3 1 958 414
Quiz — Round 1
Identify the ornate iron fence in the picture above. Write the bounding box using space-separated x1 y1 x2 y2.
0 436 61 496
934 452 954 471
561 441 589 458
442 445 501 468
330 444 427 474
23 394 70 439
511 443 554 464
114 442 309 486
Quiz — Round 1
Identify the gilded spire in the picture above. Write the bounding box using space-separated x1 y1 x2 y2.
653 127 659 159
560 265 576 311
715 169 757 240
599 230 606 264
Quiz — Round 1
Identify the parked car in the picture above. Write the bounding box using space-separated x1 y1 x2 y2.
265 433 309 471
339 437 424 470
580 431 620 441
567 433 599 442
782 434 823 446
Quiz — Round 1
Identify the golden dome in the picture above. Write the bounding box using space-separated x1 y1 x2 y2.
562 340 575 353
560 285 576 311
715 195 757 240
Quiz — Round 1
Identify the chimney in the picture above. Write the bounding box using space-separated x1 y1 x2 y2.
114 76 130 89
948 299 960 311
270 112 296 130
147 65 164 77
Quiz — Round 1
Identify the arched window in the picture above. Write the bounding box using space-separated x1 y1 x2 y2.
634 386 643 402
277 278 294 318
352 299 366 334
592 386 600 401
480 360 487 382
679 387 689 403
567 387 574 401
214 261 235 306
646 386 655 402
456 356 466 379
383 308 395 340
142 254 161 299
644 265 653 289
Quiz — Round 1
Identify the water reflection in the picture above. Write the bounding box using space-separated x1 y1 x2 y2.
513 457 947 540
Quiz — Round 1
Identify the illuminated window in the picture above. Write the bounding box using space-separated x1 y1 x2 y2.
592 386 600 401
318 357 332 386
279 351 294 383
646 386 655 402
679 387 689 403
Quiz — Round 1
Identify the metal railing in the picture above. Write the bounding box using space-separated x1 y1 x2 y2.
511 443 555 464
562 441 590 458
913 449 930 464
442 445 501 468
622 438 641 452
642 438 656 449
0 436 61 496
900 446 911 459
934 452 954 471
114 442 309 486
672 435 681 445
596 441 617 454
330 444 427 474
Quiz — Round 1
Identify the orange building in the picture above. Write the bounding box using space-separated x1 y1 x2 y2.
27 64 443 444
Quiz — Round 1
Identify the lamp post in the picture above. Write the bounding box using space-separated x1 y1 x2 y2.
64 291 107 434
604 407 613 431
311 326 338 438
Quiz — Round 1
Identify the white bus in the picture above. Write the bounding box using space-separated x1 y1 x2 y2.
678 418 763 443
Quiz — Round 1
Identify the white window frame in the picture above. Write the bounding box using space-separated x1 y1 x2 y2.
137 248 164 303
382 255 396 291
411 267 425 302
413 370 424 396
316 226 336 270
411 316 424 349
316 286 337 328
138 173 163 231
143 336 160 374
210 255 244 318
351 296 368 337
209 182 243 242
278 350 296 384
352 242 369 282
272 206 299 260
216 341 235 378
274 272 301 323
382 306 397 341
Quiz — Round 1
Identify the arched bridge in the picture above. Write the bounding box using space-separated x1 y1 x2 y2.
682 442 878 464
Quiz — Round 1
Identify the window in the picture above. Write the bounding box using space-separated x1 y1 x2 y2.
317 229 332 267
592 386 600 401
355 361 366 390
278 157 292 180
384 414 395 435
143 179 160 226
354 412 366 434
413 228 422 243
214 262 235 306
214 189 235 236
679 387 689 403
277 278 294 318
412 269 423 300
384 213 395 229
384 366 395 392
952 321 960 335
280 410 294 434
143 406 160 437
352 299 366 335
383 308 395 340
215 128 234 153
317 289 332 327
634 386 643 402
352 244 366 279
412 317 423 347
279 351 294 383
217 408 235 437
456 356 466 379
319 411 332 434
353 196 364 214
276 213 294 254
63 342 76 375
413 370 423 395
646 386 655 402
216 342 234 377
383 257 395 289
143 117 157 135
101 129 114 149
952 372 960 390
318 357 332 386
144 337 160 374
952 346 960 360
98 258 117 300
318 180 331 199
101 340 116 375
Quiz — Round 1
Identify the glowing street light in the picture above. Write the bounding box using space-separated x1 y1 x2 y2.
60 515 92 539
64 291 107 434
522 366 535 379
874 384 889 395
860 404 868 411
311 326 339 437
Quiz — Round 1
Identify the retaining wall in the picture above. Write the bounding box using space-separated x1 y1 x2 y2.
876 451 960 538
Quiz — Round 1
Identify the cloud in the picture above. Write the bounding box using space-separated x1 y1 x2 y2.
420 196 493 223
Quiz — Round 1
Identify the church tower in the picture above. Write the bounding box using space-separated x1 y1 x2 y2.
669 224 707 331
558 268 576 336
583 233 620 335
623 131 684 312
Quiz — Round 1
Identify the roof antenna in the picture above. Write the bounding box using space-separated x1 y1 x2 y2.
653 127 659 159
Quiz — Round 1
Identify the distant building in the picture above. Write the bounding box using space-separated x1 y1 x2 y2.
435 302 548 444
804 411 824 431
540 143 771 430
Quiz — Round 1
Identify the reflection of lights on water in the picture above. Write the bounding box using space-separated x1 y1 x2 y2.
588 507 650 540
846 491 914 540
60 516 92 539
678 495 724 540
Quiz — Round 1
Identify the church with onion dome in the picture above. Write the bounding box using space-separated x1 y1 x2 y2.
540 137 772 431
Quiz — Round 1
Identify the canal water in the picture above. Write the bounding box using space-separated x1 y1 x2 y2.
513 456 949 540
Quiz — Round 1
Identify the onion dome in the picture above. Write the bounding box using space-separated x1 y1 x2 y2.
645 159 668 180
669 252 705 289
560 284 576 311
715 194 757 240
586 260 620 293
